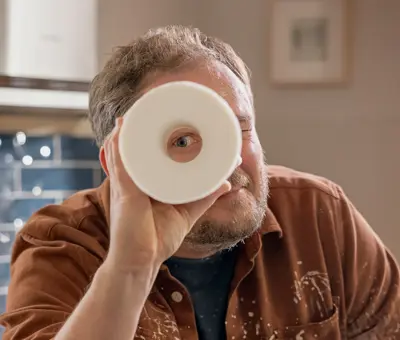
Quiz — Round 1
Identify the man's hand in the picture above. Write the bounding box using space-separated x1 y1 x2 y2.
105 117 231 271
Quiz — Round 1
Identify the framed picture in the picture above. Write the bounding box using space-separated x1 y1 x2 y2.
269 0 351 86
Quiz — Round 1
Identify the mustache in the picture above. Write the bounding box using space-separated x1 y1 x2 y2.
228 169 251 189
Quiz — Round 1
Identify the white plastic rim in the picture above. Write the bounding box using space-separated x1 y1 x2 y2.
118 81 242 204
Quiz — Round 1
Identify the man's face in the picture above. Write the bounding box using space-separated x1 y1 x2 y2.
141 61 269 254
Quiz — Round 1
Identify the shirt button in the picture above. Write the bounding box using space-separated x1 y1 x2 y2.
171 291 183 303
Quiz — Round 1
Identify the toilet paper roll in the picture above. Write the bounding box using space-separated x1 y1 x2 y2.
119 81 242 205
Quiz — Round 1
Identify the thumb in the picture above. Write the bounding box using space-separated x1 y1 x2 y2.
180 181 232 225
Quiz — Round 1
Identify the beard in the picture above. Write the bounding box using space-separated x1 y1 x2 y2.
183 161 269 253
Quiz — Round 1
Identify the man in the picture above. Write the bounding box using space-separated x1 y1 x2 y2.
1 25 399 340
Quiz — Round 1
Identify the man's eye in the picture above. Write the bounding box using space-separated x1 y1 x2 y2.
173 135 195 148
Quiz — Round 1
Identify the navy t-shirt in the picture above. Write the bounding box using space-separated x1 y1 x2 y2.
165 247 238 340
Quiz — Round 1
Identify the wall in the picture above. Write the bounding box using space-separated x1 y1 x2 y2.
0 0 5 71
98 0 203 67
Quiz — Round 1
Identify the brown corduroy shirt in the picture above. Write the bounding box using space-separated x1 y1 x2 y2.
1 166 399 340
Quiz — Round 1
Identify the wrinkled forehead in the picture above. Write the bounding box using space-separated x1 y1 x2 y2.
140 61 254 120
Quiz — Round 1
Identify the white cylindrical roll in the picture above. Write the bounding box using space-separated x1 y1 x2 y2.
119 81 242 204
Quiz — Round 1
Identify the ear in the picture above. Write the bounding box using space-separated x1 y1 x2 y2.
99 146 109 177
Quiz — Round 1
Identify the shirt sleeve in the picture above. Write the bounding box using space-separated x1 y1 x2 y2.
337 188 400 339
0 223 103 340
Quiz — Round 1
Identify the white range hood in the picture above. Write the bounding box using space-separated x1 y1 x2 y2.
0 87 88 111
0 0 98 113
0 77 90 113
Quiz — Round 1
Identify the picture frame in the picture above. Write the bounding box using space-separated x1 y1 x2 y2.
269 0 351 86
